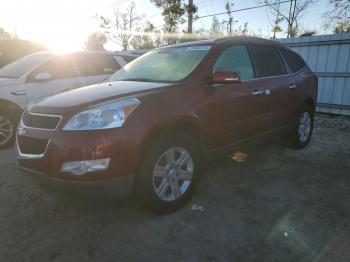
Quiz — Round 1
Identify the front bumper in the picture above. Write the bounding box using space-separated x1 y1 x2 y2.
16 121 146 196
21 166 135 198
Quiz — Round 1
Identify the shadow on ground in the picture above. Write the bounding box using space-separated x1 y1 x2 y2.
0 116 349 262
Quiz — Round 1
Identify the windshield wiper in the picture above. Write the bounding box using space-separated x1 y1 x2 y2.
0 75 15 79
119 78 156 82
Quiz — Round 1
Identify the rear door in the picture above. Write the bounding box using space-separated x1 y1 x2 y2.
73 53 121 85
248 44 291 130
279 48 308 122
198 45 273 148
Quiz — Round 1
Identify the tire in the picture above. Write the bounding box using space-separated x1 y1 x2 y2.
0 110 17 149
292 105 314 149
135 132 202 214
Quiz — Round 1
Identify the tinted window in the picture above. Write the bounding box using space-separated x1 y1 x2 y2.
213 45 254 80
29 55 77 80
74 54 119 76
280 49 305 73
250 45 285 77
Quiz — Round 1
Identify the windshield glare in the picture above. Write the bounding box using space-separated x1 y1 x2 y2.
109 45 212 83
0 52 52 79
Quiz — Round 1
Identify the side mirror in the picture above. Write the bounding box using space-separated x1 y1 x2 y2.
34 72 52 82
212 71 241 84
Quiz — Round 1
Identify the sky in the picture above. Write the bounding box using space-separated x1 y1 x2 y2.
0 0 332 52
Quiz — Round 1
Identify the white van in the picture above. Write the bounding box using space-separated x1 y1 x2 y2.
0 51 137 148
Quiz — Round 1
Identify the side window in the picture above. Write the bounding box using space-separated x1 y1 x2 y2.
280 48 305 73
121 55 136 63
29 55 77 80
250 45 286 77
213 45 254 81
74 54 120 76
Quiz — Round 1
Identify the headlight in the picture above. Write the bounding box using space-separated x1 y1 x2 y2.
63 98 140 131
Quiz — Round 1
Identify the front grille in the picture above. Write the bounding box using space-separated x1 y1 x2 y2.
22 112 61 129
17 136 49 155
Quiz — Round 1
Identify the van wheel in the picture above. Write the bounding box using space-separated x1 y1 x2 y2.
293 106 314 149
0 112 16 149
135 132 201 214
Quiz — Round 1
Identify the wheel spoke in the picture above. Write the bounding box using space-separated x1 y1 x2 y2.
0 128 11 133
0 122 10 128
177 170 192 181
175 150 189 168
0 131 9 139
165 149 176 164
154 166 168 177
156 178 169 197
153 146 194 201
170 181 181 199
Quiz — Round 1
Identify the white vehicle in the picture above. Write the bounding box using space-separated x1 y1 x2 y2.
0 51 137 148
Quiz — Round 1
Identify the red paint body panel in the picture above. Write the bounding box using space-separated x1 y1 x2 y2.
16 37 318 193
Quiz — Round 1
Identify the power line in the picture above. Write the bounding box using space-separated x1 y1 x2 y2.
196 0 291 19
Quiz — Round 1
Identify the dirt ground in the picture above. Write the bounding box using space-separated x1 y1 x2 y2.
0 114 349 262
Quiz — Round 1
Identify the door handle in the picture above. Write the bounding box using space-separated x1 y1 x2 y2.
289 84 297 89
251 90 264 96
11 90 27 96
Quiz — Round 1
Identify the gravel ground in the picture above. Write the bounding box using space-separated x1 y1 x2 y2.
0 114 349 262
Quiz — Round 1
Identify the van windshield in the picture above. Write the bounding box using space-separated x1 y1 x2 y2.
109 45 212 83
0 52 52 79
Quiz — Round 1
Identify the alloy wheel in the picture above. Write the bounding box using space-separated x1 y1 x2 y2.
0 115 14 146
298 112 311 143
152 147 194 202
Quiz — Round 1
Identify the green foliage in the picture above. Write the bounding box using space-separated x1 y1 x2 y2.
85 32 107 50
300 30 317 37
97 2 142 51
151 0 186 33
324 0 350 33
0 39 47 68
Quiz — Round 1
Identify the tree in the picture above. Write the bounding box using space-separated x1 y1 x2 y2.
210 16 225 38
98 2 143 51
299 30 317 36
130 22 162 49
85 32 107 51
324 0 350 33
262 0 318 38
222 2 238 36
0 27 12 41
151 0 186 33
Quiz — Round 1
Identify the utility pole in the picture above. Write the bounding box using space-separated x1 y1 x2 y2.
188 0 193 34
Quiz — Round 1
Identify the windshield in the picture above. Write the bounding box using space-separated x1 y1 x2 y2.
109 45 212 83
0 52 52 78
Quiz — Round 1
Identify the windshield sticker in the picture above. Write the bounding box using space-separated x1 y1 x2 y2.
185 46 211 51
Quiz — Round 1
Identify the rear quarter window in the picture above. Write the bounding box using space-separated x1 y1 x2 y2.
280 48 306 73
250 45 286 77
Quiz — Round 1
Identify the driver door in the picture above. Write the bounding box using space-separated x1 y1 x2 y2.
24 55 85 104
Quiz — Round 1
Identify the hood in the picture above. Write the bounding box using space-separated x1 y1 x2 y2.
29 80 172 115
0 78 16 86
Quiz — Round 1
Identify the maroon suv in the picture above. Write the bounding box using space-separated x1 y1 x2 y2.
16 37 317 213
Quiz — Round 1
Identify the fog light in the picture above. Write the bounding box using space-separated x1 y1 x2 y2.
61 158 110 176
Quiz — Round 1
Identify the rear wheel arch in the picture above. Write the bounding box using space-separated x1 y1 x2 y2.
304 97 315 112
